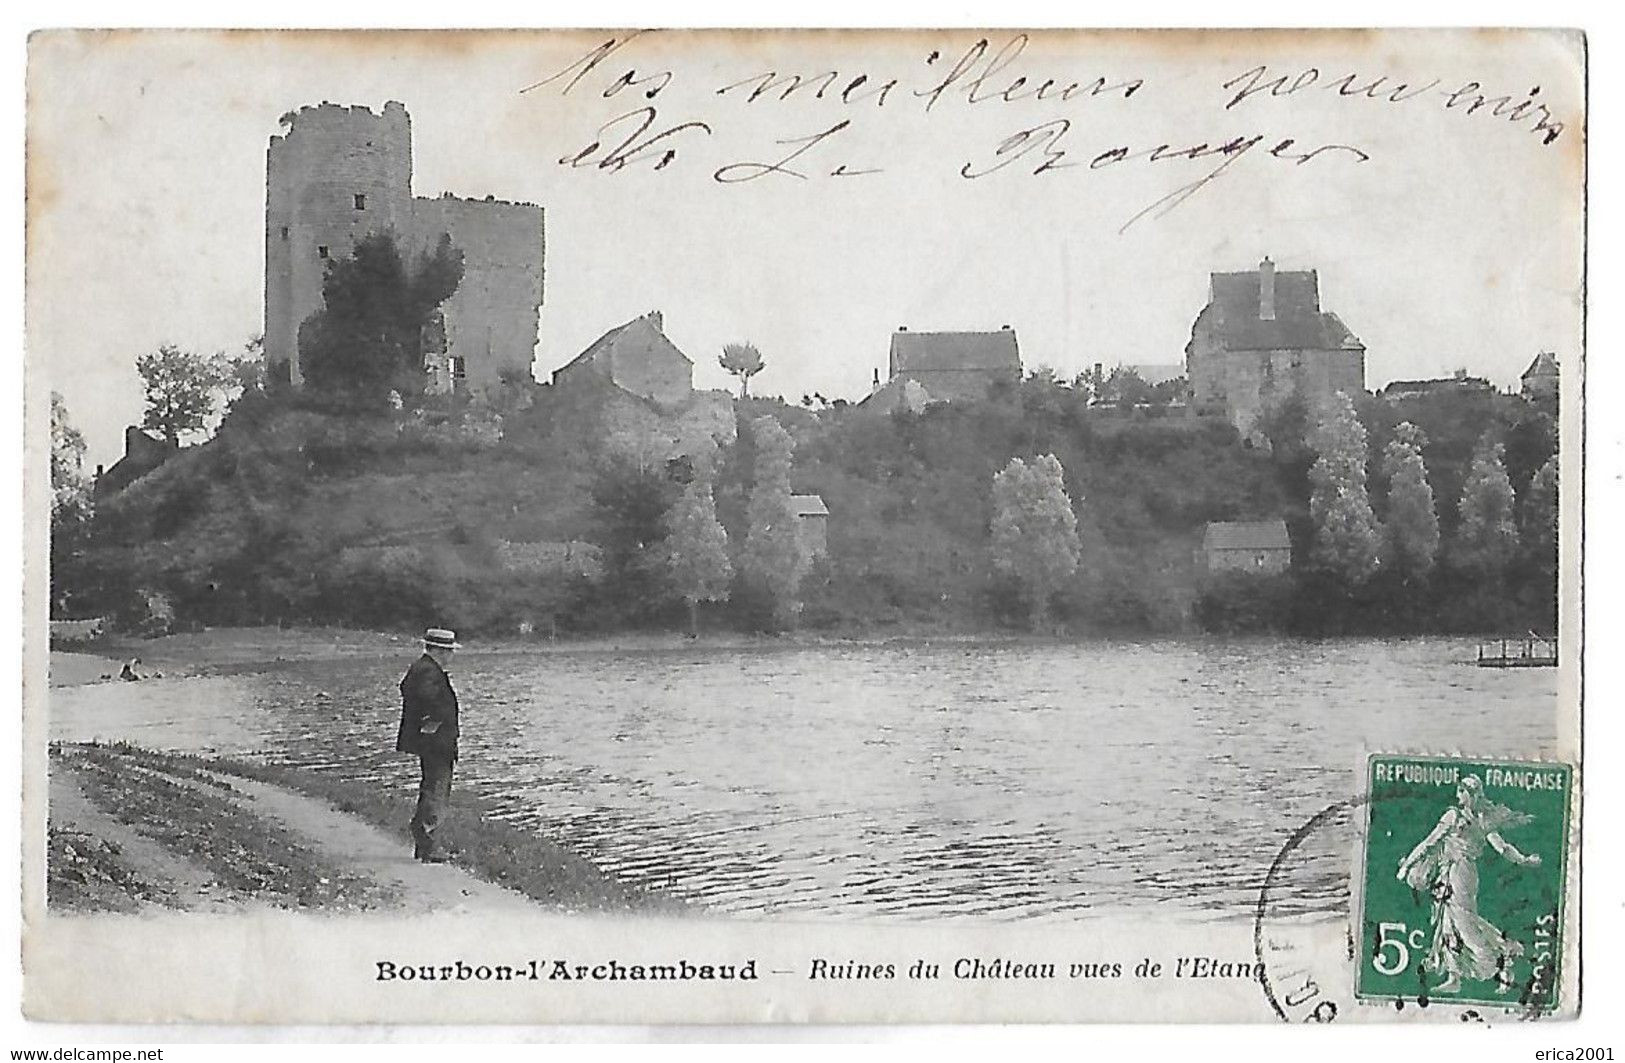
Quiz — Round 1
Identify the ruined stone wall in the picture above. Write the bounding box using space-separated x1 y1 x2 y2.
1320 349 1367 402
1220 348 1367 438
265 102 545 394
897 367 1015 404
1185 321 1229 418
411 194 545 393
612 350 692 407
265 102 414 385
1207 547 1292 574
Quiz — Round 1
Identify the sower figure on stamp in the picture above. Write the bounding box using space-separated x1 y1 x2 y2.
396 627 461 863
1396 774 1541 994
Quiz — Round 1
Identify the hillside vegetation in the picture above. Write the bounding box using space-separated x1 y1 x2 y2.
61 376 1558 640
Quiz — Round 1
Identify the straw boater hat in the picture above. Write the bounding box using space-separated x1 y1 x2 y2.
423 627 461 650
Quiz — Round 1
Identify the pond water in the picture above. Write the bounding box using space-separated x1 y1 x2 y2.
52 637 1562 922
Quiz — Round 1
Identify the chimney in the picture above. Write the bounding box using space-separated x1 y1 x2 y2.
872 367 881 390
1259 256 1276 321
646 310 662 331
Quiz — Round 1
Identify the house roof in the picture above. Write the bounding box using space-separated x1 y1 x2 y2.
1381 376 1491 395
789 494 829 518
1522 351 1559 380
856 376 906 410
890 329 1021 374
1196 268 1364 353
95 426 176 497
553 311 692 377
1202 520 1291 551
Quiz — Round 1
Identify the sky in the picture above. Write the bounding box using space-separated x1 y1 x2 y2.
25 28 1584 469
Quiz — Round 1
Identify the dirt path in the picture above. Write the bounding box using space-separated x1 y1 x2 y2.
49 767 227 912
49 746 536 914
202 770 535 913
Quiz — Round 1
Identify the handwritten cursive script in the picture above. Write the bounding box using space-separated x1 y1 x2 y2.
1221 64 1567 145
519 32 1562 232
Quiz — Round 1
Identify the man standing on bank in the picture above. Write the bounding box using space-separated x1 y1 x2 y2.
396 627 461 862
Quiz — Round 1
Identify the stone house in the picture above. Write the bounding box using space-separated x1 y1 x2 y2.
1201 520 1292 575
1185 257 1365 439
790 494 829 560
551 311 694 408
1521 351 1559 403
93 426 177 498
544 311 733 463
264 101 545 394
861 326 1022 409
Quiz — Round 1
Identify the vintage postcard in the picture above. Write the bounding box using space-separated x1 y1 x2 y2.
23 27 1583 1025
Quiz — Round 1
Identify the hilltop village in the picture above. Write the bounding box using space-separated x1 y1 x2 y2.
54 102 1562 641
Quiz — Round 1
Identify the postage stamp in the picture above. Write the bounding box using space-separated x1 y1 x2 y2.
1355 755 1573 1013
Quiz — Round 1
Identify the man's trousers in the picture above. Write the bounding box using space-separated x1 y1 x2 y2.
410 753 454 859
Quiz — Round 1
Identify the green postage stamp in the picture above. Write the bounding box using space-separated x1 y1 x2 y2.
1356 755 1574 1012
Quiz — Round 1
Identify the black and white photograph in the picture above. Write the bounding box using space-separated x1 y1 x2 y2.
22 26 1583 1026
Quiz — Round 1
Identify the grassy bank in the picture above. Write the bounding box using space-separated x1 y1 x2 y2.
83 741 686 916
63 743 397 908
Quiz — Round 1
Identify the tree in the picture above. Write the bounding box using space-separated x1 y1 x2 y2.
1307 391 1382 585
1522 454 1559 628
740 416 805 628
990 453 1081 629
298 232 464 403
49 392 91 522
1257 391 1313 465
227 335 267 400
1103 366 1153 407
1380 421 1440 581
666 457 733 636
1073 364 1108 405
1453 432 1521 577
719 342 765 399
589 451 681 619
135 344 233 446
50 393 95 618
1523 454 1558 567
1149 376 1189 407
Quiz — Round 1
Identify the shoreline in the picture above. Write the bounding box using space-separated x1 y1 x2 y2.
53 624 1077 679
49 623 1500 685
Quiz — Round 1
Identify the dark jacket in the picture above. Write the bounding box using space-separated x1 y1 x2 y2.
396 653 459 761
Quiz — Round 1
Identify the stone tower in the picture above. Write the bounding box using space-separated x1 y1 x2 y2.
265 101 414 386
264 101 544 392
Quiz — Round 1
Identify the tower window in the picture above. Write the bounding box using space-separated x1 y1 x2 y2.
280 226 289 240
354 193 366 210
317 245 329 259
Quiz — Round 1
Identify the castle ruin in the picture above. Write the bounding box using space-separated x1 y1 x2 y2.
264 101 544 393
1185 257 1365 439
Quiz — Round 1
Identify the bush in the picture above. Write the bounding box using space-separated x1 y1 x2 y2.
1195 572 1296 634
